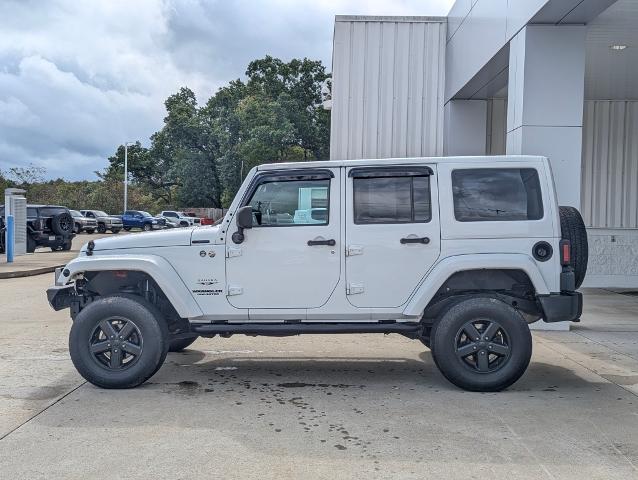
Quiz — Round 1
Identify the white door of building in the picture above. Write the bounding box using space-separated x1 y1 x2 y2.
225 168 341 310
345 165 441 308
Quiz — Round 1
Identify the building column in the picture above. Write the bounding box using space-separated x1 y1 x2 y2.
444 100 487 156
506 25 586 208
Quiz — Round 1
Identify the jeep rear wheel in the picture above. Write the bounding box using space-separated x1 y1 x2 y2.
431 297 532 392
69 295 169 389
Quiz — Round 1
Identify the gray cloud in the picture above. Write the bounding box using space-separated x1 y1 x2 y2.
0 0 452 180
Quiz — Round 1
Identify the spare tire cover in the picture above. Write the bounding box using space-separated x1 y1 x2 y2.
559 206 589 289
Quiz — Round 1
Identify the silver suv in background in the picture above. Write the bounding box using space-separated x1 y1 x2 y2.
69 210 97 234
160 211 201 227
80 210 124 234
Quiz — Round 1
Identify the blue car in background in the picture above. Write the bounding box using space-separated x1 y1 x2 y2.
121 210 166 231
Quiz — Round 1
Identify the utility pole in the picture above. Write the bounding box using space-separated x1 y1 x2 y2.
123 141 134 212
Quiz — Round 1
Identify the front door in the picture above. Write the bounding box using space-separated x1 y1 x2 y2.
345 165 441 308
225 168 341 310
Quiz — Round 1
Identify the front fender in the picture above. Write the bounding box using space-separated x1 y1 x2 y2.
402 254 550 317
56 254 203 319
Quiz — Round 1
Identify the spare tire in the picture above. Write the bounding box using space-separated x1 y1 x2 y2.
559 206 588 289
51 212 74 235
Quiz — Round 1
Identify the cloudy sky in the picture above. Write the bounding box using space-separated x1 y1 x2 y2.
0 0 453 180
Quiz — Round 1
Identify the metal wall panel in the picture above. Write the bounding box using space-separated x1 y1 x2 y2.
330 17 446 160
581 100 638 228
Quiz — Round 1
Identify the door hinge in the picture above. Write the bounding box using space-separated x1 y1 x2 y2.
227 286 243 296
226 247 242 258
346 283 365 295
346 245 364 256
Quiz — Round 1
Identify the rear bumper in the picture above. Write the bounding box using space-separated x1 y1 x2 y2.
538 291 583 323
33 232 75 246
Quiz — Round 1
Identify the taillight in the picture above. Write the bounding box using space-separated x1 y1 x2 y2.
560 239 571 266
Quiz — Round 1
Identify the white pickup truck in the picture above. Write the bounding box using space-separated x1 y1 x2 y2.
47 156 587 392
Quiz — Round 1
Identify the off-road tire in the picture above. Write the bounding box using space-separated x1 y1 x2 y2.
61 239 72 251
51 212 73 236
559 206 588 288
26 235 36 253
431 297 532 392
69 294 170 389
169 336 198 352
97 223 107 234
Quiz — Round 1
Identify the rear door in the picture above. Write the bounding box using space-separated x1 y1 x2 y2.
344 165 441 308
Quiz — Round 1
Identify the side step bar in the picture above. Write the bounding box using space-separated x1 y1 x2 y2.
190 322 423 337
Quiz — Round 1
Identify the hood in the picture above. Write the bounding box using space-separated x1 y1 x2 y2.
88 227 195 251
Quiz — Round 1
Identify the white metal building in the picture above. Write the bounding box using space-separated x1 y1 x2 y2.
329 0 638 289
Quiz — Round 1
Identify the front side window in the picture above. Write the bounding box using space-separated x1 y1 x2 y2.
247 179 330 226
452 168 543 222
353 175 431 224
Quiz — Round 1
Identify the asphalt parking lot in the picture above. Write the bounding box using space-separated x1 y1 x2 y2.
0 274 637 479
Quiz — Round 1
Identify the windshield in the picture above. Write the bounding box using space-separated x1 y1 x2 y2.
93 211 109 217
70 210 82 217
140 211 153 217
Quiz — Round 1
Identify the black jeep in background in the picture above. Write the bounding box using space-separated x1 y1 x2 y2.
0 204 75 253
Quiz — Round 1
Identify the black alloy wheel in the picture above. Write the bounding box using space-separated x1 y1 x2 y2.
454 319 511 373
430 297 532 392
89 317 143 370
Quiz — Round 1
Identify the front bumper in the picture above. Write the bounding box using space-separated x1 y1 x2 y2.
538 291 583 323
47 284 76 311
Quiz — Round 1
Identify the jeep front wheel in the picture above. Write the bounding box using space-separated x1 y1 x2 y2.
69 295 169 388
431 297 532 392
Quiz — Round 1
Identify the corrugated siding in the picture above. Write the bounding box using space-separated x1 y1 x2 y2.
581 100 638 228
330 18 446 160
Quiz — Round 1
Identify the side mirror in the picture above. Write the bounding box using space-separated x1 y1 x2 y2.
232 206 253 244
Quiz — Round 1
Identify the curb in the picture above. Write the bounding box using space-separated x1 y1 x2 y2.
0 264 63 279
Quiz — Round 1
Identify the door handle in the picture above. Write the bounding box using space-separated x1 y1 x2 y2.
400 237 430 244
308 239 336 246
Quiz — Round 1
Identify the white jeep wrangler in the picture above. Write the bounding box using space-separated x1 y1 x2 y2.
47 156 587 392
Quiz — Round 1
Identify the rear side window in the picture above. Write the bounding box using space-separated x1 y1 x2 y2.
39 207 66 217
353 173 431 224
452 168 543 222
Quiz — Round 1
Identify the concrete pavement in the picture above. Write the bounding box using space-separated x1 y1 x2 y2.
0 275 637 479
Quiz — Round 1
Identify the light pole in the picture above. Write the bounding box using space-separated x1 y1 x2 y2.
123 141 135 212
